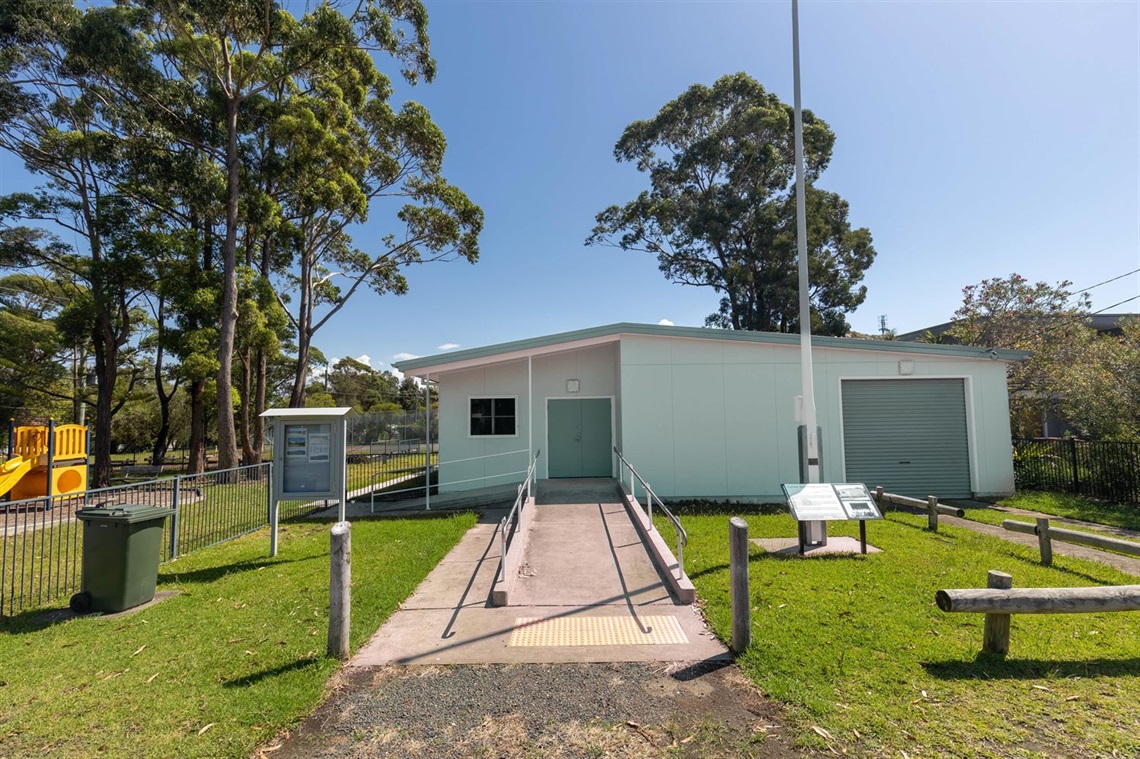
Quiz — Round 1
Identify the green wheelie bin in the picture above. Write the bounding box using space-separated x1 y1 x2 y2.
70 504 171 614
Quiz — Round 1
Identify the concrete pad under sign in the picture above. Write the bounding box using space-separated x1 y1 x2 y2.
751 537 881 556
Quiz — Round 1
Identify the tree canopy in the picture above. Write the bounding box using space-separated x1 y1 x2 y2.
943 273 1138 440
586 72 875 336
0 0 479 480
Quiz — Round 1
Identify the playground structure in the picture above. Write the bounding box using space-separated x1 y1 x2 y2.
1 421 89 503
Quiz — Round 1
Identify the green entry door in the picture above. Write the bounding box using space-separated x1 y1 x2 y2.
547 399 613 478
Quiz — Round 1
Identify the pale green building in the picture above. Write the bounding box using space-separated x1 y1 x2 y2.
394 323 1024 500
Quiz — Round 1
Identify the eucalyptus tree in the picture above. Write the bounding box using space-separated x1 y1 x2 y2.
587 72 876 336
142 0 440 469
235 268 289 463
272 81 482 406
327 357 400 411
0 263 72 422
0 0 162 485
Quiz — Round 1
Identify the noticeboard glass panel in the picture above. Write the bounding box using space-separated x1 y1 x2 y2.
282 423 332 494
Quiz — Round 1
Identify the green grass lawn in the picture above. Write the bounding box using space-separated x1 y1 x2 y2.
660 506 1140 757
0 513 476 758
982 491 1140 532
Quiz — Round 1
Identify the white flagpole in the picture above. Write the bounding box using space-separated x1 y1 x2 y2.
792 0 825 544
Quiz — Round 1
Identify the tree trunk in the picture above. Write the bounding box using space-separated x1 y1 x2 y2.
289 239 312 407
252 346 267 462
151 295 174 466
252 234 273 461
187 378 207 474
90 333 117 489
215 94 241 471
289 335 309 408
239 346 254 464
71 349 84 425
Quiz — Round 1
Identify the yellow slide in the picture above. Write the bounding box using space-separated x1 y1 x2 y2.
0 456 33 498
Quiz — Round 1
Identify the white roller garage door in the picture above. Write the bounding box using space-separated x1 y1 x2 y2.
841 379 972 499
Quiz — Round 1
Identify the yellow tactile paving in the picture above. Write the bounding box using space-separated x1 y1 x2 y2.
509 615 689 647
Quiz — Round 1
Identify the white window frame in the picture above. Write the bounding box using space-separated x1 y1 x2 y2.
467 395 520 439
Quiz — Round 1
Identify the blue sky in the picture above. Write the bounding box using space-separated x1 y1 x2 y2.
2 1 1138 376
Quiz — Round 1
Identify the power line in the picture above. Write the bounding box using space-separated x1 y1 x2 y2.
1034 294 1140 340
1088 294 1140 315
1072 268 1140 296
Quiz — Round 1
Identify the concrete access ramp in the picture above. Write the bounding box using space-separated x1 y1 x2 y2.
350 479 726 665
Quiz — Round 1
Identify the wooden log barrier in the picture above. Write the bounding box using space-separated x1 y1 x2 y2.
729 517 750 654
1036 517 1053 567
982 571 1013 655
1002 519 1140 562
327 521 351 660
872 488 965 529
936 583 1140 615
937 571 1140 655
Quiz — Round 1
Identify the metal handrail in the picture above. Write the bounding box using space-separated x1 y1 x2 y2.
438 449 529 466
498 449 542 583
367 448 535 512
613 447 688 580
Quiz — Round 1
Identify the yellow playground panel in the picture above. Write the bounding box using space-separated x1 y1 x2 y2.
1 423 89 500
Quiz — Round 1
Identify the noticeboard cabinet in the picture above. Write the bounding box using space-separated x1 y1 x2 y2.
261 407 355 501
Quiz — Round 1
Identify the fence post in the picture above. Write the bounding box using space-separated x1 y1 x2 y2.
926 495 939 531
169 475 181 560
327 521 351 659
1069 438 1080 495
730 517 750 654
424 380 431 512
266 461 273 524
1035 517 1053 566
873 485 885 513
982 570 1013 655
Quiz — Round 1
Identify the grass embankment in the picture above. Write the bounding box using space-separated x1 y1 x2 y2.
0 513 476 758
661 506 1140 757
959 491 1140 533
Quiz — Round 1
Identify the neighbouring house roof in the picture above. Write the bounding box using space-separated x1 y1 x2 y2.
896 313 1136 342
394 322 1029 377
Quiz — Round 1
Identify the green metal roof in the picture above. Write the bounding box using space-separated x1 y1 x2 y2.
393 322 1029 374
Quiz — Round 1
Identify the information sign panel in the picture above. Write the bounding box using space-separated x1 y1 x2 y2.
782 482 883 522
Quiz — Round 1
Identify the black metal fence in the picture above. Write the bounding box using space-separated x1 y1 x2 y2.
1013 438 1140 505
0 462 338 618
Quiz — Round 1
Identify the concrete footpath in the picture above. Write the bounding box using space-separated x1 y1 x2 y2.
263 482 790 758
943 500 1140 577
349 480 727 666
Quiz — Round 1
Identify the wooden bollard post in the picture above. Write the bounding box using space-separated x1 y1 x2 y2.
328 521 351 659
926 496 939 531
1036 517 1053 567
874 486 885 513
982 570 1013 655
729 517 750 654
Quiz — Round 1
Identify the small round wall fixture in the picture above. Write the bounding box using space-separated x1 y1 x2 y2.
566 379 580 393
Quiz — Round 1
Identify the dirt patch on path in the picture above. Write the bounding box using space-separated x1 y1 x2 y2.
261 660 800 758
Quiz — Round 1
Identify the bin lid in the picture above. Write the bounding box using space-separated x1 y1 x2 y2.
76 503 172 524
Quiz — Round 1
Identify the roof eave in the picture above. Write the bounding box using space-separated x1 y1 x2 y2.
394 322 1030 376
